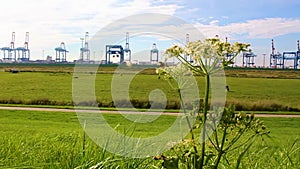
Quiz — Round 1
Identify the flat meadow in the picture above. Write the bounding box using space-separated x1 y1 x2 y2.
0 64 300 168
0 65 299 111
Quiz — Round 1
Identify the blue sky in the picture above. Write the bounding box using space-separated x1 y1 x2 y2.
0 0 300 66
178 0 300 22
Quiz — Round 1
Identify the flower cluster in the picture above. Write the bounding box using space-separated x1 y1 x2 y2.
165 44 184 58
157 63 191 90
164 37 250 75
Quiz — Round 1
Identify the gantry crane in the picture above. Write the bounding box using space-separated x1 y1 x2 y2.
242 49 256 68
124 32 131 62
16 32 30 62
184 33 193 63
150 43 159 64
270 39 283 68
281 40 300 69
55 42 68 62
80 32 90 62
1 32 16 62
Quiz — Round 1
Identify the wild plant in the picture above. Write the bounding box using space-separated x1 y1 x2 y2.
156 37 269 168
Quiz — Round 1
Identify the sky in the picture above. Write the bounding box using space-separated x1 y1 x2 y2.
1 0 300 67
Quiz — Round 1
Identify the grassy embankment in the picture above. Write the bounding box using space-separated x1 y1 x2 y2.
0 109 299 168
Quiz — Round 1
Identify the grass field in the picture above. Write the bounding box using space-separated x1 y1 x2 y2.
0 65 299 168
226 77 300 110
0 69 299 111
0 109 299 168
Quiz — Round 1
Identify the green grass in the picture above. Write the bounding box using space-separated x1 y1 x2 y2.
0 109 299 168
237 117 300 169
0 109 165 168
0 71 299 111
226 77 300 110
261 117 300 144
0 109 87 168
0 65 299 168
0 72 73 103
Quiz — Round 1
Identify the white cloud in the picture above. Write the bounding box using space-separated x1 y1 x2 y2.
195 18 300 39
209 20 219 26
0 0 182 61
192 17 300 67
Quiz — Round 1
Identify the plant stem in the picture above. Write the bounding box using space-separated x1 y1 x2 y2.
214 126 228 169
178 88 198 154
82 120 86 157
199 74 210 169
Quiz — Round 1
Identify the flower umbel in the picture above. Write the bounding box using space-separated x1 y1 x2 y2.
157 63 191 90
165 37 250 75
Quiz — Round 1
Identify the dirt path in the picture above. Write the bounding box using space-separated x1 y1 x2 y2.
0 106 300 118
